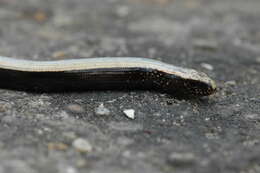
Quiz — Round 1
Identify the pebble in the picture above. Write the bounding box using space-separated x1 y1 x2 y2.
123 109 135 119
205 132 219 139
58 165 78 173
117 137 134 146
33 11 48 22
205 117 210 121
52 51 66 59
225 80 237 86
67 104 85 113
116 5 129 18
65 166 78 173
0 102 12 112
37 129 44 135
201 63 214 71
76 159 87 168
167 152 196 167
63 131 77 140
95 103 110 116
35 114 48 120
48 142 68 151
122 150 131 158
72 138 92 153
54 111 70 120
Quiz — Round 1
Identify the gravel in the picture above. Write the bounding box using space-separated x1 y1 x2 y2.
0 0 259 173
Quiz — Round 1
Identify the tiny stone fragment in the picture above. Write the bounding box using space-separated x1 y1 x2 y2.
205 132 219 139
95 103 110 116
123 109 135 119
201 63 214 71
72 138 92 153
33 11 48 22
54 111 69 120
224 80 237 86
63 131 77 140
48 142 68 151
67 104 85 113
116 5 129 17
167 152 196 167
117 137 134 146
52 51 66 59
76 159 87 168
0 102 12 112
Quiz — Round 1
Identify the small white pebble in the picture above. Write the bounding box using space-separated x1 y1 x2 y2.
63 131 77 140
116 5 129 17
205 117 210 121
95 103 110 116
37 129 44 135
201 63 214 71
72 138 92 152
56 111 69 119
122 150 131 158
67 104 85 113
123 109 135 119
117 137 133 145
43 127 52 132
66 166 78 173
225 80 237 86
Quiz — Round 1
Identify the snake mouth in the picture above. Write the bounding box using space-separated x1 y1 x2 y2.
184 79 217 96
161 76 217 97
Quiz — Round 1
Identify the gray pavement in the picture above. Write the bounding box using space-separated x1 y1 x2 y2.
0 0 259 172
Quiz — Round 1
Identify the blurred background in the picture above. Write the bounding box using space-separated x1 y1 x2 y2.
0 0 259 173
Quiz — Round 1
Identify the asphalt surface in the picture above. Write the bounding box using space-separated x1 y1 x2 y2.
0 0 259 173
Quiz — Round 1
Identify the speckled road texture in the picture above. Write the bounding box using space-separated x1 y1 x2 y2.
0 0 259 173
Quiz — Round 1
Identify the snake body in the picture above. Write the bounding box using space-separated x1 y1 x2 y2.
0 56 216 96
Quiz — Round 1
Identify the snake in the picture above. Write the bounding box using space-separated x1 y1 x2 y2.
0 56 216 96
